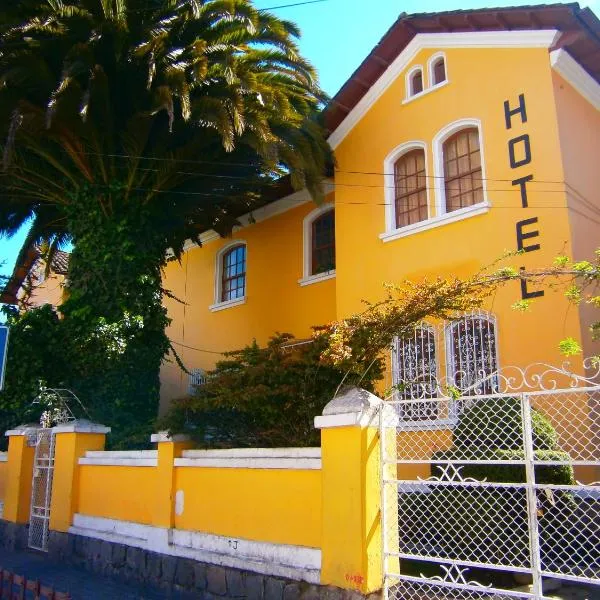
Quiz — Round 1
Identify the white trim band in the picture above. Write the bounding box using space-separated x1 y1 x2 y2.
298 270 336 287
79 450 158 467
550 49 600 111
52 421 111 434
0 453 7 463
176 448 321 470
70 514 321 584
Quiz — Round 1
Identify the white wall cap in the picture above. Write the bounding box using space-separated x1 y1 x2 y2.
150 431 192 443
315 387 383 429
52 419 111 434
5 424 42 437
181 448 321 459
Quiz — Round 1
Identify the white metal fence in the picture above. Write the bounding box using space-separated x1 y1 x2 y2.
380 362 600 599
28 428 55 552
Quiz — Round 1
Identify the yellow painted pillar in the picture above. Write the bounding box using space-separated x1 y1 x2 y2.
151 432 193 529
49 420 110 533
3 425 42 523
316 387 399 595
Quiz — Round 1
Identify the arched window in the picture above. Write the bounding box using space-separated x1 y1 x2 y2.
447 313 498 397
409 68 424 96
393 324 439 421
431 56 446 85
443 127 483 212
220 244 246 302
188 368 207 395
311 209 335 275
394 149 428 228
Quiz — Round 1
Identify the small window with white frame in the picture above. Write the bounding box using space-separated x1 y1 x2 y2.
429 53 447 86
392 324 439 421
211 242 247 310
406 66 424 98
446 312 498 397
299 204 335 286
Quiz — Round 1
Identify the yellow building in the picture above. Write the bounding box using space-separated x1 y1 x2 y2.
161 4 600 411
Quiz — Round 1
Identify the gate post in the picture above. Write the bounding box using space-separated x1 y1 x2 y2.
49 420 110 533
150 432 193 529
3 425 41 523
316 387 396 595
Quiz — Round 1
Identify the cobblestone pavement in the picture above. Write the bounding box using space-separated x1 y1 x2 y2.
0 547 196 599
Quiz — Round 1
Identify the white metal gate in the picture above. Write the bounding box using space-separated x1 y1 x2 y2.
381 363 600 599
28 428 56 552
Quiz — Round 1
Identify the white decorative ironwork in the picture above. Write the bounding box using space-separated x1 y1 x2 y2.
32 387 89 427
188 368 207 395
28 429 55 552
423 565 492 588
419 464 487 484
381 360 600 600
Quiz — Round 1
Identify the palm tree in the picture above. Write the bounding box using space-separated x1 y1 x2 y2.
0 0 330 441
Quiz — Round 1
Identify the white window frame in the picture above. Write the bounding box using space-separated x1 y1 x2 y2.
428 51 448 87
405 65 425 99
210 240 247 312
382 141 430 237
432 118 490 217
298 203 336 287
445 311 500 402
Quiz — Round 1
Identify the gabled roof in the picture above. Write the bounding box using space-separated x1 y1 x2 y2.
0 248 70 305
325 3 600 135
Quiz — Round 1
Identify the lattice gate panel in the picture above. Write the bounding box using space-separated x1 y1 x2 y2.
28 429 55 552
381 382 600 600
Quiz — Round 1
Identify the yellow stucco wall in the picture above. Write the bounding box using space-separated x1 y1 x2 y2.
552 72 600 360
333 46 583 384
160 195 337 409
77 465 157 525
0 460 7 503
173 467 321 548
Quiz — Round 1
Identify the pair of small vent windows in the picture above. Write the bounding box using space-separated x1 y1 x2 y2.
409 56 446 97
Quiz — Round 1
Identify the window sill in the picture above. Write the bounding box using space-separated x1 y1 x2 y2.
402 80 449 105
209 297 246 312
380 202 490 243
298 270 336 287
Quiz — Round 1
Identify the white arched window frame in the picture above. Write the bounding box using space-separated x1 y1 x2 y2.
445 311 500 404
210 240 247 312
299 203 336 287
428 52 448 87
405 65 424 99
432 118 489 218
383 141 430 235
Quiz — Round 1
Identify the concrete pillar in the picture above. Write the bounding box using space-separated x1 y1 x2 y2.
49 420 110 533
316 387 398 595
151 432 193 529
3 425 41 523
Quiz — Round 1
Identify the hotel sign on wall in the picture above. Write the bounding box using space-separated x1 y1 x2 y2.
504 94 544 300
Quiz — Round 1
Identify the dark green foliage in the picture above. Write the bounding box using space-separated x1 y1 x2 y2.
160 333 384 448
0 305 69 449
451 396 558 451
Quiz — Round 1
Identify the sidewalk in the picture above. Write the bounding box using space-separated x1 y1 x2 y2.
0 546 195 600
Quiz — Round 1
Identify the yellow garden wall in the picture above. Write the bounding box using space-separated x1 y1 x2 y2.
77 465 157 525
173 467 321 548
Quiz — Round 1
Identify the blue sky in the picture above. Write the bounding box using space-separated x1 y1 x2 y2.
1 0 598 279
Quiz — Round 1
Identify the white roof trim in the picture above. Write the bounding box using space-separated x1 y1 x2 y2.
550 49 600 111
328 29 561 150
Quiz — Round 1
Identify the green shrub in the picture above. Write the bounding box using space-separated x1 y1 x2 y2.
159 333 383 448
452 396 558 450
